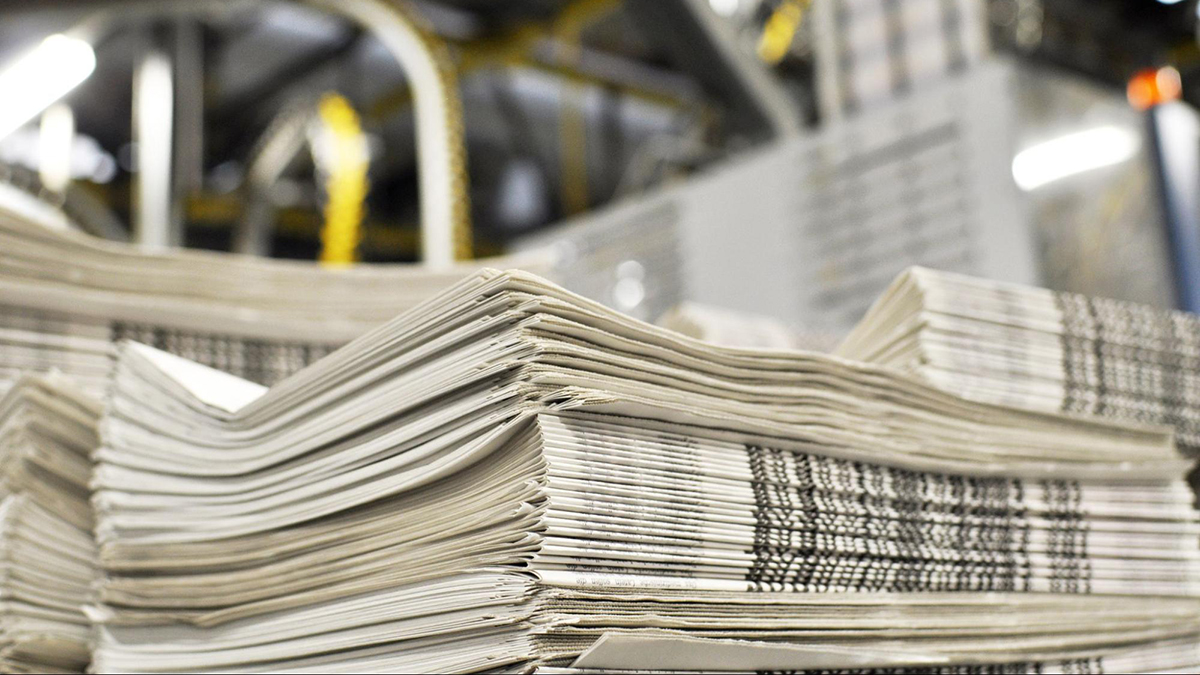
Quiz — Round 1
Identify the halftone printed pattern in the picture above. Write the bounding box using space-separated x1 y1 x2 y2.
111 323 338 387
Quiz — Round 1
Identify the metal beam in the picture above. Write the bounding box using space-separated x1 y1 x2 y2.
212 27 363 129
624 0 802 141
173 20 205 229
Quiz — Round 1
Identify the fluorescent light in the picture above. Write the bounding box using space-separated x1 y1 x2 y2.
1011 126 1140 191
708 0 740 17
1158 0 1184 5
0 35 95 141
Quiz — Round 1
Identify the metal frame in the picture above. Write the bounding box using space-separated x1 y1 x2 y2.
22 0 467 266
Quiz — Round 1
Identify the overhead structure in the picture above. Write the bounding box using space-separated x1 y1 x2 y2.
17 0 472 267
304 0 471 267
625 0 803 141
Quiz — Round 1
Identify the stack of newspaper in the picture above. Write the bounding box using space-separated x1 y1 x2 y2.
839 267 1200 459
0 373 99 673
90 270 1200 673
0 203 550 396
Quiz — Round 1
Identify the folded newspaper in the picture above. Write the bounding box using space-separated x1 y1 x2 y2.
0 203 550 397
0 373 99 673
839 267 1200 461
89 269 1200 673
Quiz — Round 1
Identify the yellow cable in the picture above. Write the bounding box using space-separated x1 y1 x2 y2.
758 0 811 65
316 93 370 267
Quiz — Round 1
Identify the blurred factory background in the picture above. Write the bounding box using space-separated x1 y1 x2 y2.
0 0 1198 334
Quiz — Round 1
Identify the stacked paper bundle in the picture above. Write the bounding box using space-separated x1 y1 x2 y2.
89 270 1200 673
839 267 1200 459
0 373 99 673
0 202 551 396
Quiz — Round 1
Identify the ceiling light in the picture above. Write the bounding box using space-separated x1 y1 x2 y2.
1012 126 1140 191
708 0 740 17
0 35 96 141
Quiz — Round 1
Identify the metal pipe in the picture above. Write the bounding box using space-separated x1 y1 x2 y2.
132 37 175 249
304 0 465 267
172 19 205 225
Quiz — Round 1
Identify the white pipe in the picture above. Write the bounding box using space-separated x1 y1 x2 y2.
305 0 460 268
134 46 175 249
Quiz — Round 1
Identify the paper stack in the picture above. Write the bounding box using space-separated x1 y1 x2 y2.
91 269 1200 673
0 373 99 673
839 267 1200 460
0 202 551 397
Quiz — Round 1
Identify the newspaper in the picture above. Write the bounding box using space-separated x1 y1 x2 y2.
88 269 1200 673
0 203 551 396
0 374 99 673
839 267 1200 461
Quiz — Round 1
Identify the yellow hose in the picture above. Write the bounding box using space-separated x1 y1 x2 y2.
758 0 812 65
316 93 370 267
